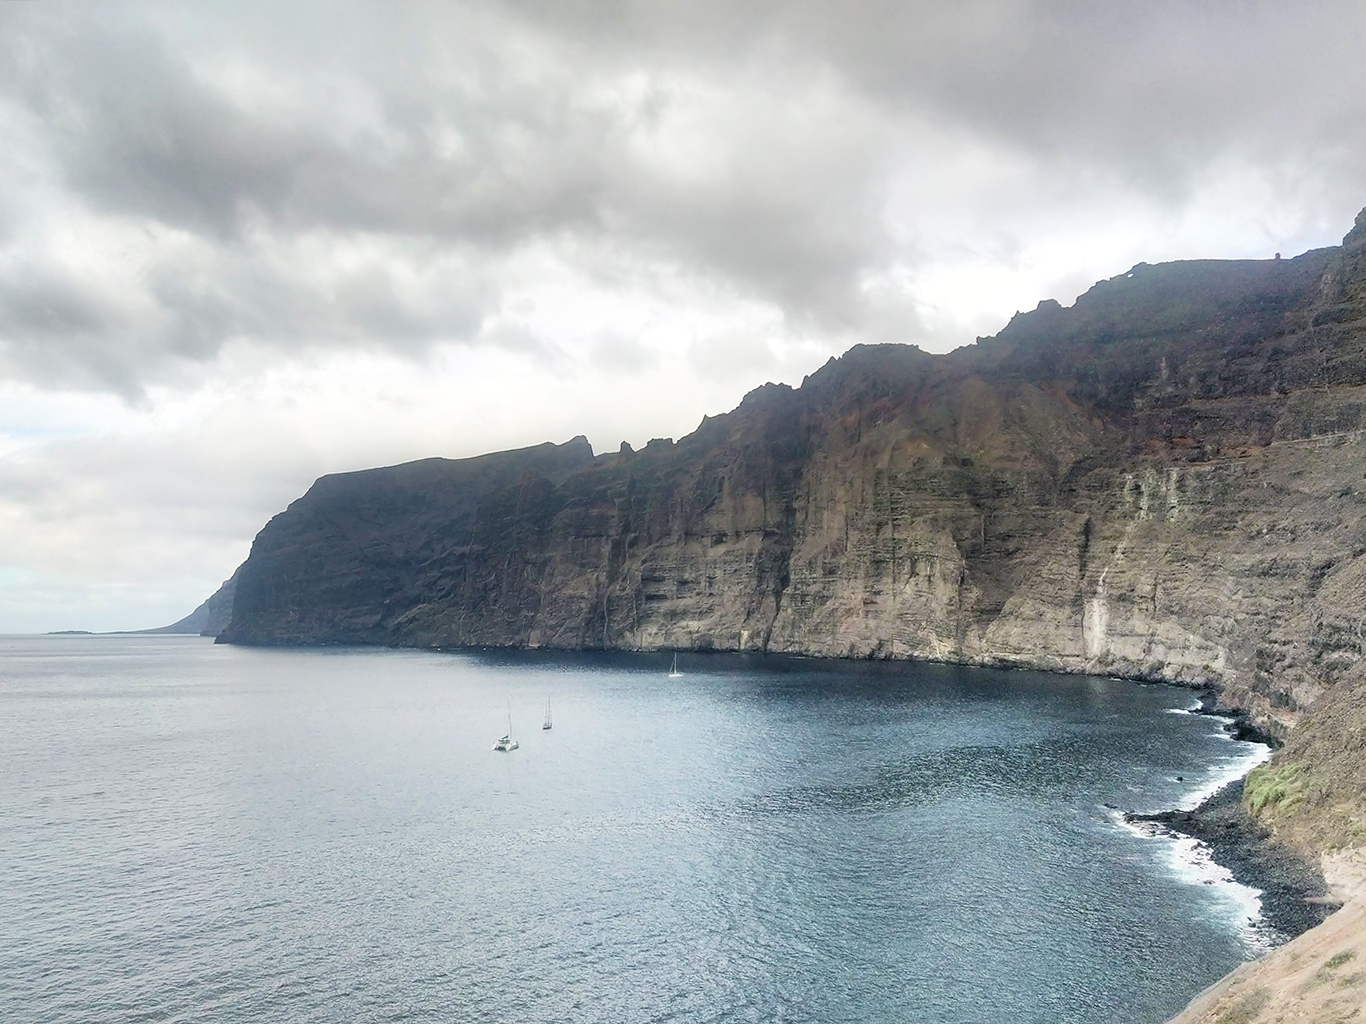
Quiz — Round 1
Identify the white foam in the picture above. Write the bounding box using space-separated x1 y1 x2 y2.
1176 734 1272 812
1114 811 1278 954
1106 727 1278 952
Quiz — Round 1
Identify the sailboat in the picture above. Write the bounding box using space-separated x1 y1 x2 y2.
541 697 553 731
668 653 683 679
492 703 519 751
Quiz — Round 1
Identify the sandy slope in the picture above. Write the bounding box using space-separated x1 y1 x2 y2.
1167 851 1366 1023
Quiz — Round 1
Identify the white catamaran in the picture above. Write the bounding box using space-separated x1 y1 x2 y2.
492 704 519 751
668 653 683 679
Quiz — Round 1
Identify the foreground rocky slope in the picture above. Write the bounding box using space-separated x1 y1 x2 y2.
1166 851 1366 1024
1161 665 1366 1019
219 211 1366 741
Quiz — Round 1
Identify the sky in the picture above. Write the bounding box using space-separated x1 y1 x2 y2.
2 0 1365 632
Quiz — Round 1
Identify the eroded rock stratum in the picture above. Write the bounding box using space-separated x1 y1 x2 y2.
218 210 1366 744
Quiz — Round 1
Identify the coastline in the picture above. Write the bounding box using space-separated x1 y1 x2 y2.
1164 882 1366 1023
1129 778 1336 941
18 633 1351 1013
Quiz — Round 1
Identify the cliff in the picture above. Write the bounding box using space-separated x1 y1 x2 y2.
207 211 1366 1021
218 210 1366 744
152 567 239 636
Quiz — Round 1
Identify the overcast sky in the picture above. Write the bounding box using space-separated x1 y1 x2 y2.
2 0 1365 632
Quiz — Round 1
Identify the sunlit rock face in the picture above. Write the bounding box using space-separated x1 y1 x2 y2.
218 212 1366 737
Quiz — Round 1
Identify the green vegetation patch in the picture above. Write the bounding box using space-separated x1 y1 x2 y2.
1308 950 1360 990
1244 762 1306 816
1214 986 1270 1024
1324 950 1356 970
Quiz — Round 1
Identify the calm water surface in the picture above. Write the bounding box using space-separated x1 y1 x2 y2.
1 636 1268 1023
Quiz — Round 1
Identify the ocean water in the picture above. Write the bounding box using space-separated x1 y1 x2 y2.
0 635 1271 1024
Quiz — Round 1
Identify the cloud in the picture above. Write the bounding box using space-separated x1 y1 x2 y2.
0 339 789 631
525 0 1366 183
2 0 1365 629
3 1 1364 394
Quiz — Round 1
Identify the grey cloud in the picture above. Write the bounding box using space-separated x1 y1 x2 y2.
520 0 1366 189
614 130 899 333
476 319 551 356
1 0 1364 392
591 331 657 372
144 243 490 355
0 266 117 338
0 264 146 394
0 234 496 394
0 0 906 387
10 5 616 244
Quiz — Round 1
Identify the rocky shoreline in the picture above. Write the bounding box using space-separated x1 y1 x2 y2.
1185 691 1283 748
1130 777 1335 941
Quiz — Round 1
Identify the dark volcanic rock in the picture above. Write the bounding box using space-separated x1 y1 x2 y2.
219 437 596 645
1132 781 1335 940
219 212 1366 743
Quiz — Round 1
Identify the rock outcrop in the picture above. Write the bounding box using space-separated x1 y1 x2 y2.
217 211 1366 747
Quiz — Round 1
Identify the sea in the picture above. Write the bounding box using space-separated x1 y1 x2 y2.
0 635 1274 1024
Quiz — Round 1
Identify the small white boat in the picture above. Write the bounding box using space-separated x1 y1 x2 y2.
541 697 552 731
493 704 519 751
668 653 683 679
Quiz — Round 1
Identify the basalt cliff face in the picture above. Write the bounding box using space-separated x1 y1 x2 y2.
218 211 1366 742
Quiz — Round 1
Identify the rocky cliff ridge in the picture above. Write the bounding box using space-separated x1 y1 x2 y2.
216 210 1366 749
199 208 1366 1024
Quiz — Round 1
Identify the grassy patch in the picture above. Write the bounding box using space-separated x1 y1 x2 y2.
1305 950 1359 991
1244 762 1306 816
1215 987 1270 1024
